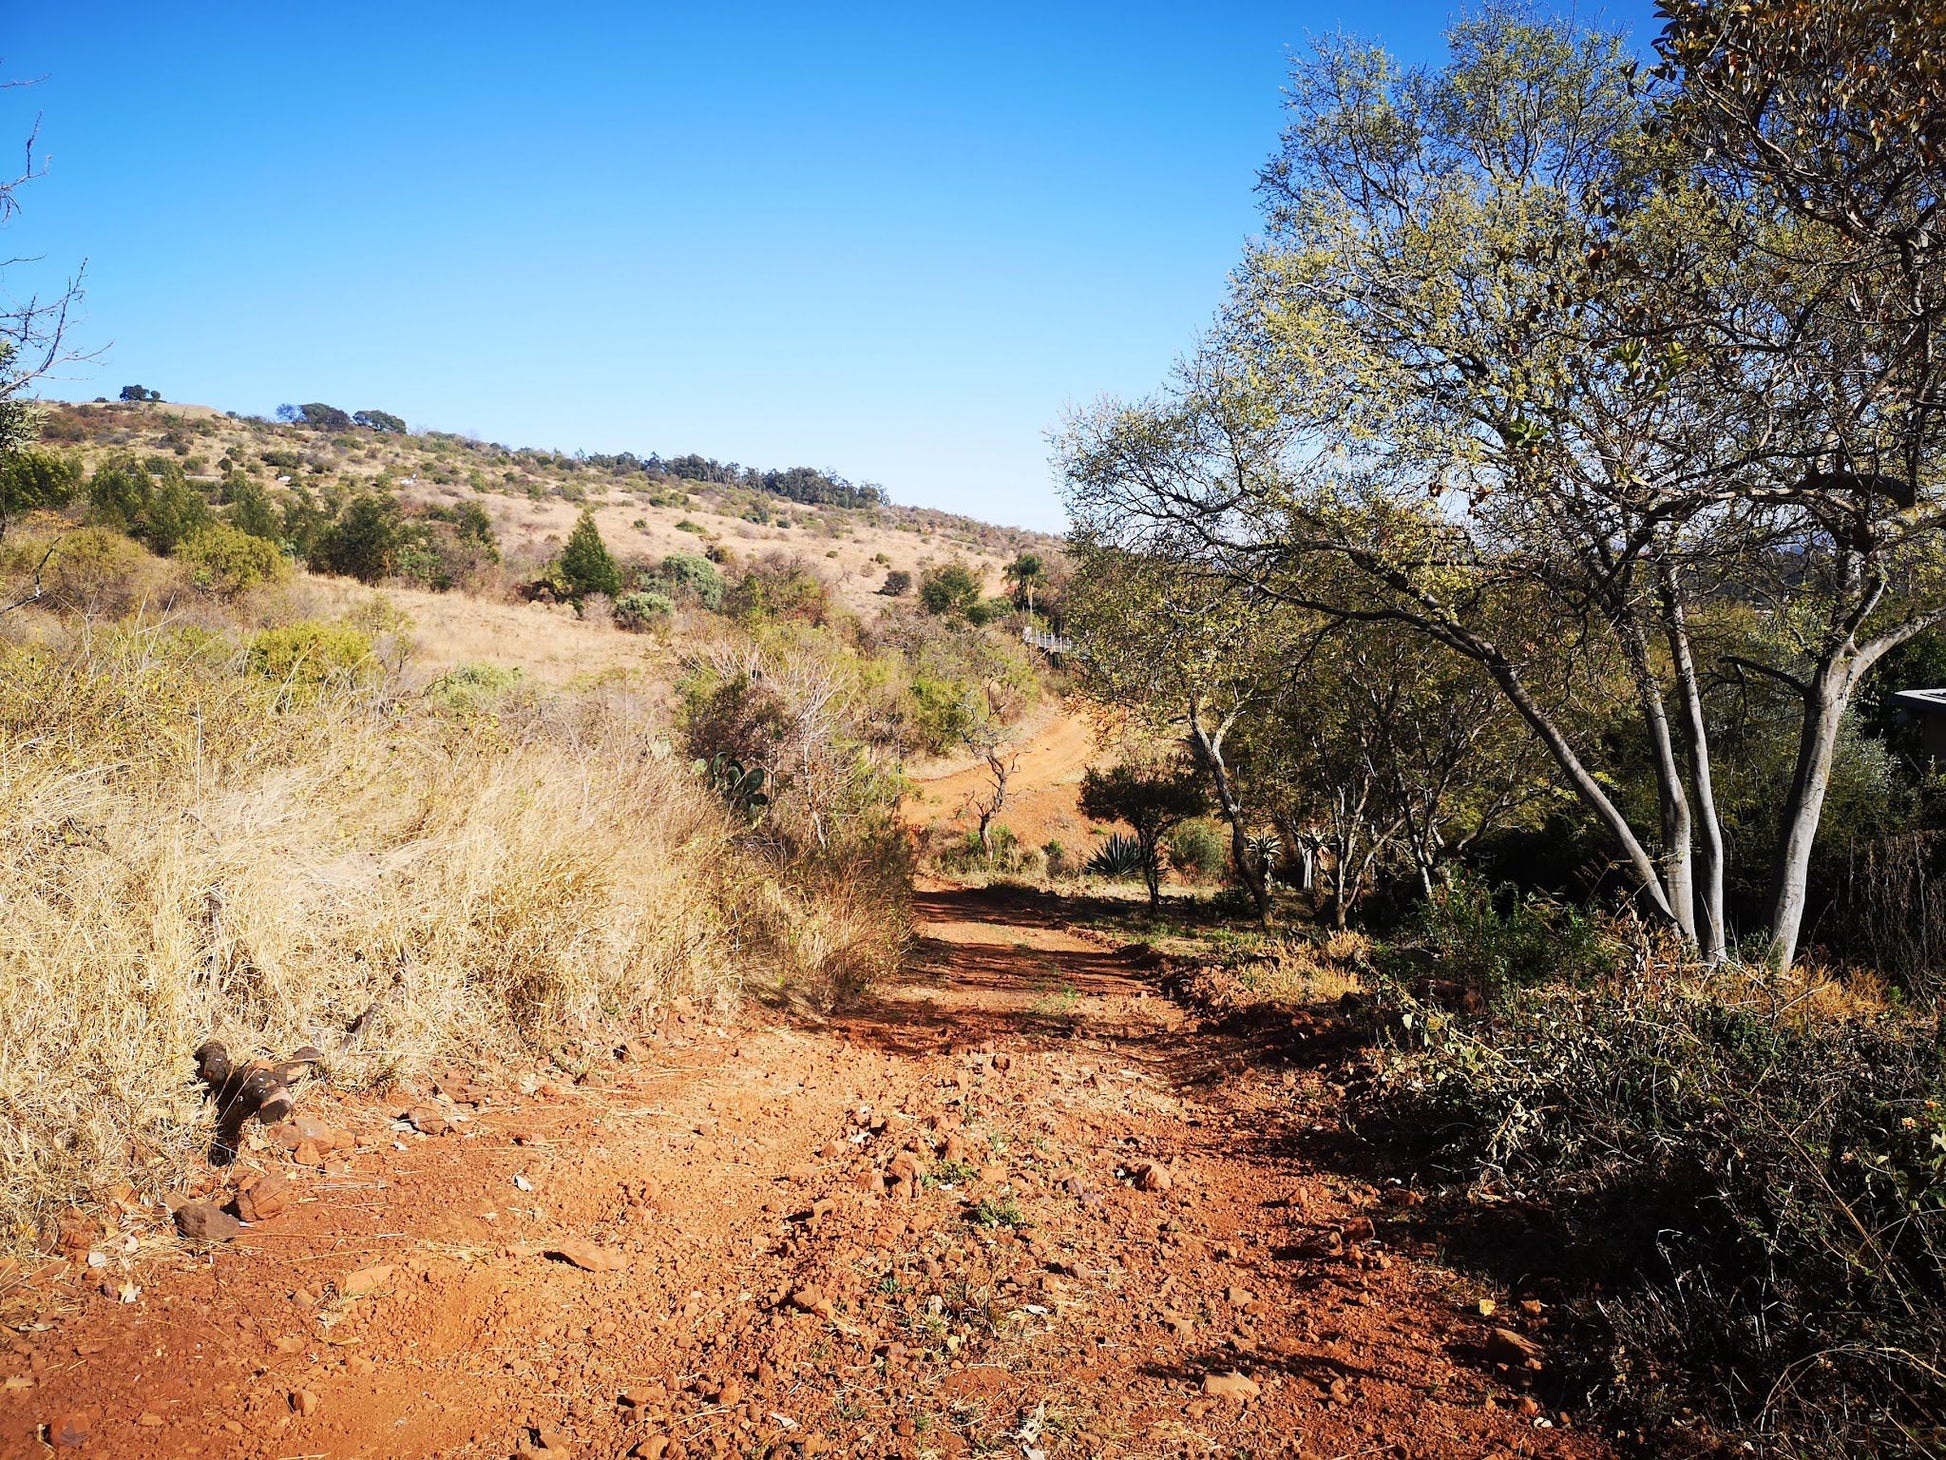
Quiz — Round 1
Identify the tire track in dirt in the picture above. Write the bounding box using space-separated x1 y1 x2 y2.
0 886 1610 1460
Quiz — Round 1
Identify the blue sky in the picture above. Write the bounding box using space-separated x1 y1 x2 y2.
5 2 1655 529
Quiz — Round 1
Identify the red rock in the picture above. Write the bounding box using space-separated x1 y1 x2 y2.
174 1202 242 1243
234 1172 291 1223
1203 1370 1260 1401
1130 1161 1173 1193
135 1412 165 1427
47 1411 90 1448
1486 1326 1545 1368
292 1389 319 1417
341 1264 395 1297
292 1140 324 1167
1226 1285 1255 1306
549 1240 628 1272
854 1168 885 1195
407 1105 449 1136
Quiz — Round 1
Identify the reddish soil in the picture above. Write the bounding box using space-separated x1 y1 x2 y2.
0 886 1614 1460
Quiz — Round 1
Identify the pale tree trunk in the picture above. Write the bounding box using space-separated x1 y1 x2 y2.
1620 619 1699 946
1186 697 1271 923
1768 662 1852 972
1762 596 1946 971
1659 569 1728 963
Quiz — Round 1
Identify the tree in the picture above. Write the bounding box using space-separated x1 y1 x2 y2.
298 403 353 431
1003 553 1046 612
86 454 211 554
880 569 912 597
354 409 407 434
557 509 621 599
1064 541 1298 920
1079 760 1210 908
919 561 982 618
1065 10 1763 960
313 495 402 583
118 384 159 403
1650 0 1946 969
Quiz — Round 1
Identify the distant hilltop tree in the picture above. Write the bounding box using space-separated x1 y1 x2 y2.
118 385 161 403
354 409 407 434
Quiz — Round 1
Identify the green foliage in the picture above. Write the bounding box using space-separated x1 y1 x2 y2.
1085 833 1147 880
726 554 830 624
246 621 378 695
968 1194 1023 1229
0 448 82 538
86 454 212 554
220 475 284 542
176 524 291 598
613 589 673 632
424 661 522 713
353 409 407 434
556 509 621 599
118 385 160 403
311 494 402 584
656 552 724 609
1389 872 1622 1009
918 560 982 617
1165 819 1227 879
1079 761 1209 905
879 569 912 596
697 752 771 822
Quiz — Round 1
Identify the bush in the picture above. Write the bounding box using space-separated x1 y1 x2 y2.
1391 872 1621 1008
1367 987 1946 1456
311 494 403 583
657 553 724 610
0 630 908 1256
614 589 673 632
178 523 291 598
1086 833 1146 879
726 554 831 624
918 560 981 617
18 527 182 617
880 569 912 596
1166 818 1227 879
247 621 379 696
86 454 212 554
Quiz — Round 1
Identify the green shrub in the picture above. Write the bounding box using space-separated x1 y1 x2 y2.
614 589 674 632
657 552 724 609
1166 819 1227 879
1086 833 1146 879
247 621 378 695
1389 872 1620 1007
26 527 181 617
178 523 291 598
424 662 522 713
918 560 981 617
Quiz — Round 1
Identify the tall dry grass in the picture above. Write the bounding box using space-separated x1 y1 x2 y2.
0 617 905 1253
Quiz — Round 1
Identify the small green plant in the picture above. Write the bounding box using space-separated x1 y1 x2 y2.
969 1194 1023 1229
613 589 673 632
1085 832 1145 879
696 752 771 821
924 1158 980 1188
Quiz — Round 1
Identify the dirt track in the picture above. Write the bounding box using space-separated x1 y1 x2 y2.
1 887 1609 1460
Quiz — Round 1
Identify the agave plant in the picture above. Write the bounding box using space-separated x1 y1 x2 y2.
1246 830 1283 883
1085 832 1146 880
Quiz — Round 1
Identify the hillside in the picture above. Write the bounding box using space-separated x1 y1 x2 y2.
38 400 1061 620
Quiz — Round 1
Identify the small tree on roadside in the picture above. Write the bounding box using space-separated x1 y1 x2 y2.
557 509 621 599
1079 760 1210 908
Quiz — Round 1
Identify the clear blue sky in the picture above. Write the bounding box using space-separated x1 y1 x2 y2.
5 1 1655 529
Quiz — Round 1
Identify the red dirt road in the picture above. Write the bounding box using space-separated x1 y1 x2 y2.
0 887 1612 1460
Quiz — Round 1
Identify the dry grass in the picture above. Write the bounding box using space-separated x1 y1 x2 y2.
0 616 905 1253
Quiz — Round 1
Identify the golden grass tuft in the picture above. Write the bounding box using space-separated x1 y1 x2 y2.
0 618 904 1252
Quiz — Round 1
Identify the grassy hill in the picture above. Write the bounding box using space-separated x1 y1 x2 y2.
37 400 1060 622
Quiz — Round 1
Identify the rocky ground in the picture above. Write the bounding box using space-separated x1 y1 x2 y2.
0 886 1614 1460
